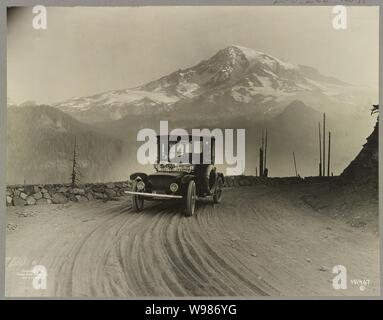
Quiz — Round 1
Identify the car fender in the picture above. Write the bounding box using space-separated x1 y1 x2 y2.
130 172 148 183
181 174 195 185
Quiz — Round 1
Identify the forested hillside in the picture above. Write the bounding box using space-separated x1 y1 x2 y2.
7 105 124 184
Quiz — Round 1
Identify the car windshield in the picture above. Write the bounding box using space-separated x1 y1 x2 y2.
157 136 214 164
168 140 202 162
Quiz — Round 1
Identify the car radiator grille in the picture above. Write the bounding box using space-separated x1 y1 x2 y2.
149 176 175 191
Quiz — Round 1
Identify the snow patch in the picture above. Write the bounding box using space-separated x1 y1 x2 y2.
234 45 297 70
176 82 200 98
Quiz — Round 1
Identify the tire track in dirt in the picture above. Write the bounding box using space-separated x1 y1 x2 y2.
5 186 380 297
55 202 135 296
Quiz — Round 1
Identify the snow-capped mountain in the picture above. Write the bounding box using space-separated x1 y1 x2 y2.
9 46 377 182
54 45 374 123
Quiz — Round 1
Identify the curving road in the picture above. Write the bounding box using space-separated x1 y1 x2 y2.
5 185 380 297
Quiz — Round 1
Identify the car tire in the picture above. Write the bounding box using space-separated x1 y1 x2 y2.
185 180 196 217
213 176 223 204
132 181 144 212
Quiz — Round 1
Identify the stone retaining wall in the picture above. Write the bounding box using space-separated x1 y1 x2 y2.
6 181 132 207
224 175 338 187
6 175 338 207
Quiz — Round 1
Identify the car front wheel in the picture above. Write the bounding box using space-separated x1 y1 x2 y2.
213 176 223 204
132 181 144 212
185 180 196 217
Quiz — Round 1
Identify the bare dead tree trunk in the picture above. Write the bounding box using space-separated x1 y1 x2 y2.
318 122 322 176
259 148 264 178
293 152 298 177
322 113 326 177
259 129 264 177
327 131 331 177
264 129 268 177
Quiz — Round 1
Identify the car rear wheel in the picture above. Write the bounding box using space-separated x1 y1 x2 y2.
213 177 223 204
132 181 144 212
185 180 196 217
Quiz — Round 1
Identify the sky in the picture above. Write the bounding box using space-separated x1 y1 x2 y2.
7 6 379 105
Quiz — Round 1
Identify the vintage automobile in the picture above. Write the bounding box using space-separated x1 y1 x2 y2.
126 135 224 216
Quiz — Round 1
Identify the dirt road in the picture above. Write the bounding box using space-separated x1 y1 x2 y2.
5 185 380 297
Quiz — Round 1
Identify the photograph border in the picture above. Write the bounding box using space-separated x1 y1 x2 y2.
0 0 381 300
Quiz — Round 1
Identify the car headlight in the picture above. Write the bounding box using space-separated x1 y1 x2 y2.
170 183 179 193
136 180 145 191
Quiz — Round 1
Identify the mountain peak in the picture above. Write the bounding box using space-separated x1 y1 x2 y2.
217 45 263 64
285 100 309 110
53 45 358 124
218 45 297 71
279 100 320 119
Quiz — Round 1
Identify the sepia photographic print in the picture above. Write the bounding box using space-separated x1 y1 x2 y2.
4 4 380 298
